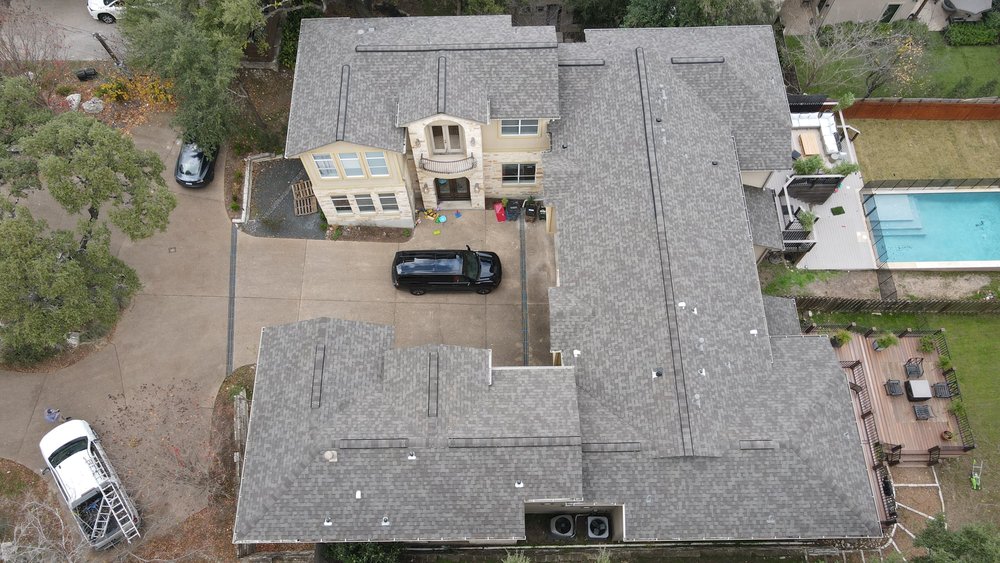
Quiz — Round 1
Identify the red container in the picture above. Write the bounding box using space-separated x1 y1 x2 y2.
493 201 507 222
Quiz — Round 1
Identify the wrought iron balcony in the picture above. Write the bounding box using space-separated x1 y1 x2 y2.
420 154 476 174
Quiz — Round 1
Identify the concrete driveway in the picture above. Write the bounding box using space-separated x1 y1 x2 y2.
0 113 231 534
233 208 556 369
0 110 556 539
9 0 124 61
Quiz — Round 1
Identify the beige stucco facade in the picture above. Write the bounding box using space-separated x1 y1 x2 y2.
294 115 553 226
819 0 913 26
296 140 415 228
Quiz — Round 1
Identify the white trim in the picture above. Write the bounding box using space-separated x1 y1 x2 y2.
337 152 365 178
313 153 339 179
354 193 377 214
499 118 540 136
364 151 390 177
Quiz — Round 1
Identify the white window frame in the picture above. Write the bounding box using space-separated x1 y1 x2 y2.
313 154 339 179
500 119 539 136
330 195 353 215
501 163 537 184
378 193 399 213
364 151 390 177
429 124 464 154
355 194 376 214
338 153 365 178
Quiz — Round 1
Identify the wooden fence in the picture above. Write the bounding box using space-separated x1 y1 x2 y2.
795 296 1000 314
843 98 1000 120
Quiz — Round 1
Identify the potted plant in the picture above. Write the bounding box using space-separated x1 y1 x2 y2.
941 429 954 441
797 210 817 233
918 335 936 353
830 330 852 348
938 356 953 371
872 332 899 351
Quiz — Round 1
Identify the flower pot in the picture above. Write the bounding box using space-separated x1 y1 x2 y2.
942 430 954 441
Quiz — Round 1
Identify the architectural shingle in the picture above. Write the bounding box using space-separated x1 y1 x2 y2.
285 16 560 156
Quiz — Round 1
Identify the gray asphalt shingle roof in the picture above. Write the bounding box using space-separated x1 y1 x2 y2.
284 16 559 156
744 186 784 250
544 26 879 540
234 318 582 543
242 22 880 545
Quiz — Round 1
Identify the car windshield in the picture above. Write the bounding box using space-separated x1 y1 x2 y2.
48 437 88 467
178 145 204 175
462 251 480 280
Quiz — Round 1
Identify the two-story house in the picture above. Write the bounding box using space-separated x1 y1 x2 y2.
285 17 561 227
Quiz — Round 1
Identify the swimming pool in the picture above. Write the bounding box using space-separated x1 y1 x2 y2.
868 191 1000 266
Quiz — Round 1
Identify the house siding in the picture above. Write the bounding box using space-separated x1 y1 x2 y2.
406 114 486 211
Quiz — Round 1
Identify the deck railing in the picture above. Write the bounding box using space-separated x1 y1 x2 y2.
875 463 898 525
796 296 1000 314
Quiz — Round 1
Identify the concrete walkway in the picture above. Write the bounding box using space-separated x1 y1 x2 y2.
0 111 556 537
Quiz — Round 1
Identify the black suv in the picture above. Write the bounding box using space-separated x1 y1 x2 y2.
392 248 502 295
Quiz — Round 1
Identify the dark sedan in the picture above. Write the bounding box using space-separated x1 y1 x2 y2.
174 143 217 188
392 248 502 295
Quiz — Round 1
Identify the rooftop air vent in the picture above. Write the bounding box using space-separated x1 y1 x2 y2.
652 368 663 379
355 490 362 500
587 516 610 540
381 516 390 526
550 515 575 538
322 450 338 462
407 451 417 460
514 480 524 488
323 518 333 527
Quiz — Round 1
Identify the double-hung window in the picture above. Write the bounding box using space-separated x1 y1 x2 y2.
313 154 338 178
500 119 539 136
331 196 352 214
378 193 399 212
355 195 376 213
502 163 537 184
364 152 390 176
338 153 365 177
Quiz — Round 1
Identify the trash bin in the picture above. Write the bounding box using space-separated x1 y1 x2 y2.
493 201 507 222
538 205 547 222
75 68 98 81
506 199 522 222
524 200 539 222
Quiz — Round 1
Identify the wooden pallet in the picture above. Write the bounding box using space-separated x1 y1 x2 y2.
291 180 317 216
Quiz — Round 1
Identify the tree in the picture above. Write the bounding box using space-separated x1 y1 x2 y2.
790 21 929 96
623 0 775 28
567 0 630 29
326 542 404 563
913 515 1000 562
0 76 50 198
1 494 90 562
464 0 508 15
22 111 177 249
0 6 67 97
120 0 243 152
0 210 140 363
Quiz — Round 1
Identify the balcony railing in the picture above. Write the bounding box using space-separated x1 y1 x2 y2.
420 154 476 174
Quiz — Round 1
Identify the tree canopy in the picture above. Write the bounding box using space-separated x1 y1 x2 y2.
913 515 1000 562
0 78 170 363
622 0 776 28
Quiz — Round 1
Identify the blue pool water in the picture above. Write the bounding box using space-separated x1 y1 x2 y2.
871 192 1000 262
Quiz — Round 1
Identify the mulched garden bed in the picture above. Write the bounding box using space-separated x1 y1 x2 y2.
330 225 413 243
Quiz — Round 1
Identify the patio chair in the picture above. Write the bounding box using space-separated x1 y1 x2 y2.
884 379 904 396
933 382 952 398
914 404 933 421
904 357 924 379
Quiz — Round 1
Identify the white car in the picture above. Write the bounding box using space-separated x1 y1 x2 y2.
39 420 140 549
87 0 125 23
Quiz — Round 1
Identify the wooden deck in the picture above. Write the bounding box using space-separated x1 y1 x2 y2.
835 333 963 463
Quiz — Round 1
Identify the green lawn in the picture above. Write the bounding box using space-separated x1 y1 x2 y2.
814 312 1000 527
788 32 1000 99
850 119 1000 180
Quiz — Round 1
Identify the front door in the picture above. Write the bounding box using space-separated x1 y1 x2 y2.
435 177 470 201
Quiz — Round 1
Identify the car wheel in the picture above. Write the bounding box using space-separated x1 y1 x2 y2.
409 288 426 296
476 288 492 295
99 13 116 23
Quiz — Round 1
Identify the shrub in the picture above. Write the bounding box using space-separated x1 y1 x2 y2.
279 8 322 69
938 355 953 371
830 329 853 347
326 542 402 563
875 332 899 350
918 335 936 353
331 225 343 240
230 202 241 212
830 162 860 176
792 155 824 175
945 22 1000 46
54 84 75 96
94 78 130 102
797 209 816 232
93 74 174 105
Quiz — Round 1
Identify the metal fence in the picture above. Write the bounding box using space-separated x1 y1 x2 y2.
861 178 1000 192
796 296 1000 314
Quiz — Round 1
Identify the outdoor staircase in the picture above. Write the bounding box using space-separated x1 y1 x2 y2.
84 449 140 543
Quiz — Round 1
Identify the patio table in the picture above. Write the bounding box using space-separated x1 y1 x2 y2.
906 379 932 402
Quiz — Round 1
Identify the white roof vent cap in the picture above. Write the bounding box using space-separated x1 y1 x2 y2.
514 479 525 488
381 516 391 526
355 490 362 500
407 451 417 460
323 450 338 462
323 518 333 527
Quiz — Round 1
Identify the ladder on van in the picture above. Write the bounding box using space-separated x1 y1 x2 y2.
84 451 140 542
